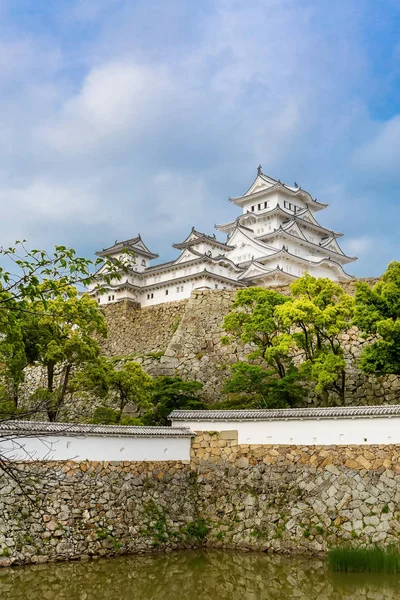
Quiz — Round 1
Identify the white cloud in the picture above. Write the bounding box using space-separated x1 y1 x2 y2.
38 62 174 153
353 115 400 174
65 0 123 22
343 236 374 256
0 39 61 79
0 0 397 277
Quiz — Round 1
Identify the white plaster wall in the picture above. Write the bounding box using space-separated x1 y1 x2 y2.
170 417 400 446
0 434 191 462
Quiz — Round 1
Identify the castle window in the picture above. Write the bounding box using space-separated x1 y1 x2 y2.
97 298 100 303
165 289 169 295
251 205 255 212
141 259 146 266
215 284 218 289
264 202 268 209
258 203 261 210
108 295 115 302
284 200 299 213
176 287 180 293
180 286 184 292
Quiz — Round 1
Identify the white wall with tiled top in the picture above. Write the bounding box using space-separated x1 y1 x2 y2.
170 416 400 446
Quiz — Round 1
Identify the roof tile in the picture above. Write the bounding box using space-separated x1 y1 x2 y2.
169 405 400 421
0 421 194 438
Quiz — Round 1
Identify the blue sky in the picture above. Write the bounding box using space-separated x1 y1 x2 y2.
0 0 399 276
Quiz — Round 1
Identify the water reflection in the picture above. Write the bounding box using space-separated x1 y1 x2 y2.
0 550 399 600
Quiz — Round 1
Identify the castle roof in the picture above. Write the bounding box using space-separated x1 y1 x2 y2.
96 235 159 259
256 227 357 264
173 227 234 251
216 205 342 239
255 249 353 279
229 167 328 212
238 264 298 283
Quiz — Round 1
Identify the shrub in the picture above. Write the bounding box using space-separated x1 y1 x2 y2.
328 545 400 573
186 518 209 541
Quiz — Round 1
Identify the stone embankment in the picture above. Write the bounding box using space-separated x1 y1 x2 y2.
101 298 188 357
2 431 400 566
113 283 398 404
18 280 400 420
87 279 400 405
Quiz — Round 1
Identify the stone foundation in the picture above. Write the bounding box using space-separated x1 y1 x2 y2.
98 283 400 404
3 432 400 566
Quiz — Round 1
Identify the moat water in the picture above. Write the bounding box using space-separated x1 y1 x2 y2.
0 550 399 599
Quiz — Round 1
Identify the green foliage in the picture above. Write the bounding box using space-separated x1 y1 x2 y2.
222 287 304 406
82 359 154 423
92 406 119 425
144 351 164 360
171 318 181 333
222 275 356 406
143 500 170 545
328 545 400 573
145 376 204 425
354 261 400 375
221 362 305 409
108 360 153 416
276 274 354 403
185 518 210 541
22 284 107 421
223 287 292 376
0 239 133 418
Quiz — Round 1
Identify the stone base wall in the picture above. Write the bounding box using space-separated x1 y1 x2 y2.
0 459 196 567
17 279 400 421
151 286 400 403
3 433 400 566
101 298 188 357
193 432 400 554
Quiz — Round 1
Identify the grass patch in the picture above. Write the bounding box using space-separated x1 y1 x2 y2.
185 518 210 542
328 545 400 573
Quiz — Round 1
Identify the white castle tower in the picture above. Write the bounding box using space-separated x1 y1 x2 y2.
88 167 356 306
216 166 356 286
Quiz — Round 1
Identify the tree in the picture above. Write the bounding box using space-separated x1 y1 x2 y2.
0 297 27 408
219 362 305 409
276 274 354 404
23 284 107 422
147 376 204 425
78 358 154 424
354 261 400 374
222 288 294 376
0 240 135 491
0 240 132 410
222 287 304 407
0 240 129 306
107 361 153 420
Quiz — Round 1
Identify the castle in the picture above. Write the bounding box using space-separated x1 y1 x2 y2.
88 167 356 306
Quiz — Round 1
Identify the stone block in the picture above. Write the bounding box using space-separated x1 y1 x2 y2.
218 430 239 442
